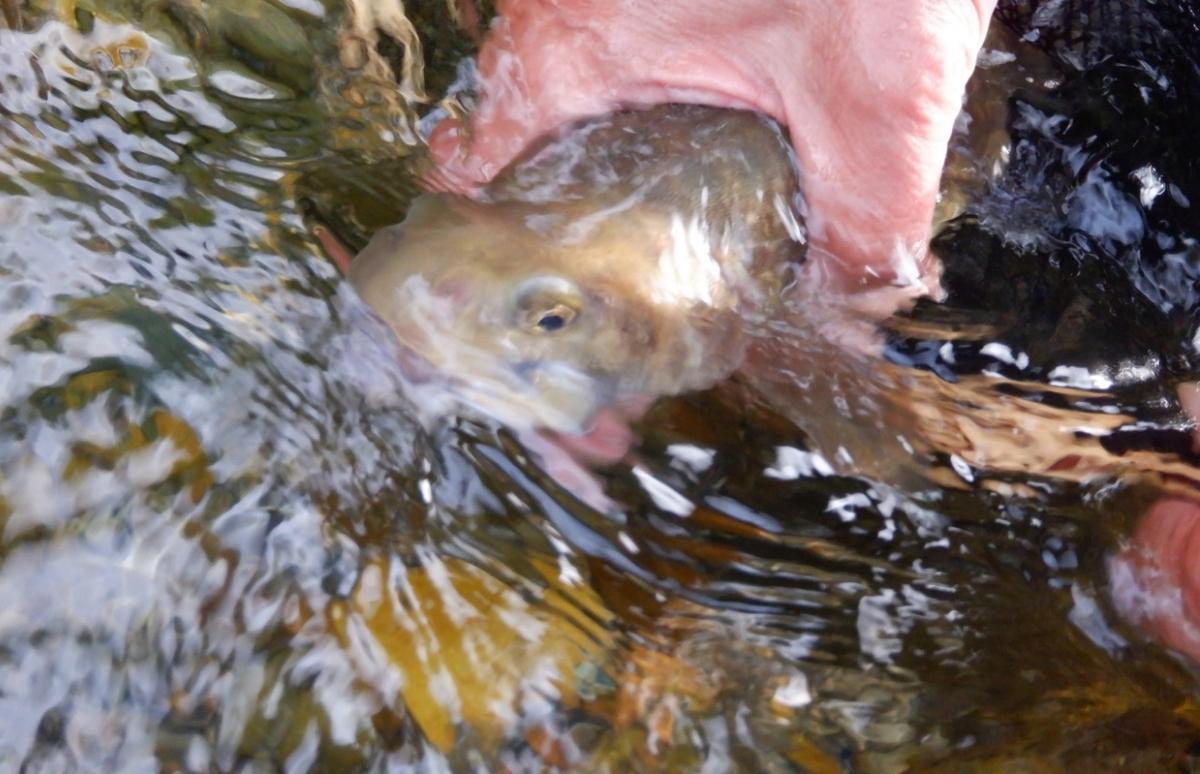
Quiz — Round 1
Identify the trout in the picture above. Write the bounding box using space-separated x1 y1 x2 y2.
343 0 1200 497
348 104 806 434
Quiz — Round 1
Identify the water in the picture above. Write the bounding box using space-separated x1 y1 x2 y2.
2 0 1200 770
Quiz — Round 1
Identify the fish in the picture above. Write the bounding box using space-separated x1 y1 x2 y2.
340 0 1200 501
348 104 807 435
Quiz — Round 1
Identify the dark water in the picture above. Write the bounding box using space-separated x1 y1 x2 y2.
2 0 1200 770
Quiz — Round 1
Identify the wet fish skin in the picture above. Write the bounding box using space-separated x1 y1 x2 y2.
349 104 807 432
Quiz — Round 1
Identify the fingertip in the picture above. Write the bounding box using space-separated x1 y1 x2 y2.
1132 498 1200 567
424 117 491 195
426 116 465 169
1176 381 1200 451
1114 497 1200 661
313 225 355 275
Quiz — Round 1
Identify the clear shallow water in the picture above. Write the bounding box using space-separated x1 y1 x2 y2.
2 1 1200 770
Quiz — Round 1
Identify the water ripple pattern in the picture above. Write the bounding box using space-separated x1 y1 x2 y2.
2 2 1200 771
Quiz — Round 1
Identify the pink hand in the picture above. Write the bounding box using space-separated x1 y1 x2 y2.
1111 498 1200 662
1109 383 1200 662
429 0 995 292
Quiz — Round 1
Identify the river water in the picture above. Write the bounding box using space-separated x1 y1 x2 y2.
2 0 1200 770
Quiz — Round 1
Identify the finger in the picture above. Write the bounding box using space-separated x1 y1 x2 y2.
443 2 615 183
778 0 993 284
1114 498 1200 660
424 117 484 194
1177 381 1200 451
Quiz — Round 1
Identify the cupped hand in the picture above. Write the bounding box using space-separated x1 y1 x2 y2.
428 0 996 293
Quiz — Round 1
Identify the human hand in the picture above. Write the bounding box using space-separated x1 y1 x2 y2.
1110 498 1200 662
427 0 995 295
1108 384 1200 662
413 5 1200 664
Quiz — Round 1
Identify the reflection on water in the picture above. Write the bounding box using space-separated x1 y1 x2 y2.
2 0 1200 769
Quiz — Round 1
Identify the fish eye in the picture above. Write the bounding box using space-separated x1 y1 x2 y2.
534 304 576 332
514 277 583 334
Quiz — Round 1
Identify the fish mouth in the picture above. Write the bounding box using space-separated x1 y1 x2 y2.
468 358 619 434
388 339 619 434
536 393 657 465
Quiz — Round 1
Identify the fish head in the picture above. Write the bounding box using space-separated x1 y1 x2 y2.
349 192 754 433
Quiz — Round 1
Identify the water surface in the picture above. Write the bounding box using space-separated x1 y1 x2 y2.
2 1 1200 770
